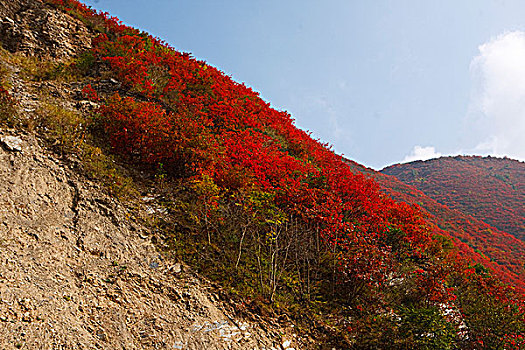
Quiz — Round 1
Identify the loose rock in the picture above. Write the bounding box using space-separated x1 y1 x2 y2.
0 135 23 152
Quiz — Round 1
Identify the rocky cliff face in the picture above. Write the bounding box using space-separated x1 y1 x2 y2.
0 1 298 349
0 132 289 349
1 0 90 59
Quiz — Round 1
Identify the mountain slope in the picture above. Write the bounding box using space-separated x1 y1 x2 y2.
382 156 524 241
1 0 524 348
345 159 525 292
0 132 287 349
0 1 295 348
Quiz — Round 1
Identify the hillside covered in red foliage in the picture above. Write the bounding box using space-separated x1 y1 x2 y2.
382 156 524 241
346 159 525 293
2 0 523 347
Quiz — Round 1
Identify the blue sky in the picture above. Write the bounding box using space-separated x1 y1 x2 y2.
84 0 525 169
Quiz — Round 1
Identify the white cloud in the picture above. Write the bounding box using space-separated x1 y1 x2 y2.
466 31 525 161
402 145 442 163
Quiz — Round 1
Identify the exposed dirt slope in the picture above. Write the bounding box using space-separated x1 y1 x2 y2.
0 132 298 349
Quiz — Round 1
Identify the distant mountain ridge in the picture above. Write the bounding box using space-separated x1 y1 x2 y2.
382 156 524 241
345 157 525 293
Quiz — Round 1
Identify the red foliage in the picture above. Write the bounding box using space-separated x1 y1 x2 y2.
382 156 524 240
49 0 524 296
346 159 525 293
83 14 436 289
81 84 99 101
98 93 219 174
